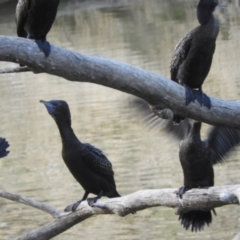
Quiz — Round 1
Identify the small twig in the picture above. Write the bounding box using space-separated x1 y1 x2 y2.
0 66 31 74
0 189 62 217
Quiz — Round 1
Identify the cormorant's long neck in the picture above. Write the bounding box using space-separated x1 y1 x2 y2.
55 119 79 147
198 13 219 39
188 121 202 142
197 8 215 26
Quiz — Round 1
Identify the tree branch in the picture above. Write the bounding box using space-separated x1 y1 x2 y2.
0 189 62 218
233 232 240 240
0 66 31 74
0 36 239 129
0 185 239 239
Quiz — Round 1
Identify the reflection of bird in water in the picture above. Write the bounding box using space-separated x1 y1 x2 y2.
16 0 59 58
0 138 10 158
40 100 121 212
170 0 220 124
177 120 240 232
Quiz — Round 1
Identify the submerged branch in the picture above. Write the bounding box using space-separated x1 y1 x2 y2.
0 36 240 128
0 185 239 239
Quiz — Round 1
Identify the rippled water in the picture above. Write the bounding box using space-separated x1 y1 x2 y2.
1 0 240 239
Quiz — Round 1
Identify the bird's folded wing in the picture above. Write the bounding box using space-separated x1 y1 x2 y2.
82 143 114 178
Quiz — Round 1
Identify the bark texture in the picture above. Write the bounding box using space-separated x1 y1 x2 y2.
0 186 239 239
0 36 239 129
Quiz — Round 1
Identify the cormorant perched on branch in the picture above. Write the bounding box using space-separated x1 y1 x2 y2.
131 98 240 231
178 120 240 232
0 138 10 158
40 100 120 212
16 0 59 57
170 0 220 124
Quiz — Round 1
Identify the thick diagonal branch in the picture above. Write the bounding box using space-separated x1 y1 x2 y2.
0 36 239 129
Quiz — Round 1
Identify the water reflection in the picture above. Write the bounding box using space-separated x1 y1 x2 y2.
0 0 240 239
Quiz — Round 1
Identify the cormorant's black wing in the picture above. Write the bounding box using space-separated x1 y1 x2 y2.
131 98 190 140
0 138 9 158
207 127 240 164
170 32 192 82
82 143 114 178
16 0 31 37
161 118 191 141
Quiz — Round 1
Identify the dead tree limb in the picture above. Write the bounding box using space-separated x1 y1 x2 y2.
0 189 61 218
0 185 239 240
0 66 31 74
233 232 240 240
0 36 239 129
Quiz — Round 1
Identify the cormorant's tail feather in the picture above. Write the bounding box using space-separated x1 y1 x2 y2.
0 138 10 158
179 209 216 232
108 190 121 198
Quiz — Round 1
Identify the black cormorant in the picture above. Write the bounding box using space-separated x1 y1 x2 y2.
16 0 59 57
170 0 220 124
178 120 240 232
0 138 9 158
40 100 120 212
131 98 240 231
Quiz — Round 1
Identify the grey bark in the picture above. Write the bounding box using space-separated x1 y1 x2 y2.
0 189 61 218
0 185 238 240
0 66 31 74
0 36 240 238
233 232 240 240
0 36 240 129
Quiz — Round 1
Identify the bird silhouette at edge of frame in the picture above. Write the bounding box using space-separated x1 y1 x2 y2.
0 138 10 158
15 0 60 59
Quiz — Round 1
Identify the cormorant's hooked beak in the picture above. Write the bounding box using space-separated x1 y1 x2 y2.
40 100 56 115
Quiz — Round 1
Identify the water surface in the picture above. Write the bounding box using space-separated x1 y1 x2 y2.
0 0 240 239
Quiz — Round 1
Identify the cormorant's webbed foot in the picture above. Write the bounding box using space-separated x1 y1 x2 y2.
152 106 173 120
87 190 103 207
178 186 189 199
87 197 99 207
35 39 51 57
64 191 89 212
64 200 82 212
194 88 211 109
173 114 185 125
185 85 196 106
185 86 211 109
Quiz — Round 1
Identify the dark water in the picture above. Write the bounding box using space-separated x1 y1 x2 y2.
0 0 240 239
